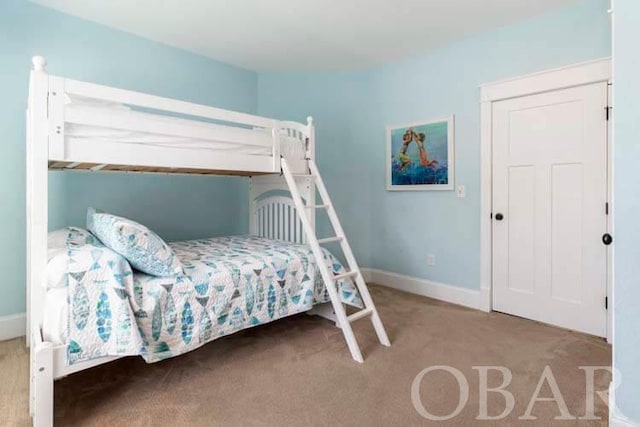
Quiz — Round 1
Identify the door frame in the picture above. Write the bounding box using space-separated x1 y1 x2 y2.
479 58 613 341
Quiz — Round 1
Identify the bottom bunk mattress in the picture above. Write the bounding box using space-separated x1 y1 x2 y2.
44 232 362 364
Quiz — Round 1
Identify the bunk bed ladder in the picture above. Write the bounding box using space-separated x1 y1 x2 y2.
281 159 391 363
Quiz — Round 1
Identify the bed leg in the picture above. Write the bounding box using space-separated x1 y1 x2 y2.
308 302 342 328
29 327 39 417
32 340 54 427
29 345 34 417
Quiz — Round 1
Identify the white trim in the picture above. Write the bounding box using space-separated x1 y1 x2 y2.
612 416 640 427
481 57 611 102
0 313 26 341
362 268 488 312
609 381 640 427
606 80 614 343
480 58 613 341
480 101 493 312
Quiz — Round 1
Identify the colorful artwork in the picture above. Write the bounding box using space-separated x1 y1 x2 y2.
387 117 454 190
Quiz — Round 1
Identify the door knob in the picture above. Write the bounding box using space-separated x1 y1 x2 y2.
495 213 504 221
602 233 613 245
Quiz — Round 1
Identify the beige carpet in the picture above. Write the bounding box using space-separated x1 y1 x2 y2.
0 285 611 426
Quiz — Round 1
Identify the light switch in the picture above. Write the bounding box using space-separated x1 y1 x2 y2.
456 185 466 198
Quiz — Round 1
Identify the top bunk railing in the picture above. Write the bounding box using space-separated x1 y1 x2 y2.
29 56 314 176
61 78 275 130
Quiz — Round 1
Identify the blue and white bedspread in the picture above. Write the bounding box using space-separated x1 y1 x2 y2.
65 233 362 364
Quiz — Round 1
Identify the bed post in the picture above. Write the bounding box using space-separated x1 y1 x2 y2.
27 55 49 346
305 117 316 241
32 327 54 426
306 116 315 162
27 55 53 426
272 120 281 173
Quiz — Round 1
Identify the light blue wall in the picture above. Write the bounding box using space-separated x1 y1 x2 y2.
0 0 256 317
258 72 376 265
0 0 614 322
258 0 611 289
612 0 640 422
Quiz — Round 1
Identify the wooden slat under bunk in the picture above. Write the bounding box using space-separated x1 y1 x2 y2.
48 161 269 177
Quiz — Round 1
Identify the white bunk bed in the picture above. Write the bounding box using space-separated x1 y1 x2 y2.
26 56 390 427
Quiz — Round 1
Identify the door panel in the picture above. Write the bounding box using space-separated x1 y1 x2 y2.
507 166 535 294
551 163 583 304
492 82 608 337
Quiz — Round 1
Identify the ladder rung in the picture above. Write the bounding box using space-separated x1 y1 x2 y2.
306 204 329 209
347 308 373 323
333 270 359 281
281 158 391 356
317 236 343 244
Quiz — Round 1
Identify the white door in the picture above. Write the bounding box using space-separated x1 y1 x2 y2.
492 82 608 337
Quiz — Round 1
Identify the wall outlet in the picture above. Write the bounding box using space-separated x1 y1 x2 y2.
456 185 466 198
427 254 436 266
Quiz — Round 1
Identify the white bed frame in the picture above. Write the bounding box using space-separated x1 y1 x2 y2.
26 56 389 426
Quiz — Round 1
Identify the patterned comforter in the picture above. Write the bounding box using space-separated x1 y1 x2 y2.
66 233 362 364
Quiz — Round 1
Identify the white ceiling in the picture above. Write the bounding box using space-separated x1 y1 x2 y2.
30 0 576 71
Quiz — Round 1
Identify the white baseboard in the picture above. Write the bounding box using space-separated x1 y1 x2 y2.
612 414 640 427
0 313 26 341
362 268 488 312
610 383 640 427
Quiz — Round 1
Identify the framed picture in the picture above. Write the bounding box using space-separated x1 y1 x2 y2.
386 116 454 191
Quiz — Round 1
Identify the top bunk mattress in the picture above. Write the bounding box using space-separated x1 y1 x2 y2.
43 231 361 364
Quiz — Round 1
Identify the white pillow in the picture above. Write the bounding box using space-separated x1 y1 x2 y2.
47 229 68 259
44 227 97 289
43 230 68 289
43 252 67 289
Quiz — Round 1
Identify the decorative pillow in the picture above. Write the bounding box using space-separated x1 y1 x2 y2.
86 208 183 277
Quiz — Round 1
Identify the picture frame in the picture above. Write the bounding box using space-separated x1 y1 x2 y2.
386 116 455 191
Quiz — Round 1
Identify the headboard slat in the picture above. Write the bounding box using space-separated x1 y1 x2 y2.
250 175 315 245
